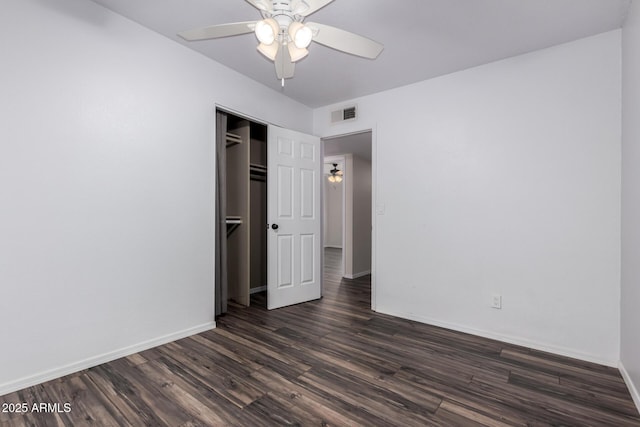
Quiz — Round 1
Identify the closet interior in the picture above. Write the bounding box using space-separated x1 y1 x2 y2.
223 112 268 307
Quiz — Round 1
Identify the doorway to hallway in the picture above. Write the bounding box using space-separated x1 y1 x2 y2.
322 130 373 300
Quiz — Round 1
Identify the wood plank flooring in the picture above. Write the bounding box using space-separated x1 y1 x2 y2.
2 247 639 426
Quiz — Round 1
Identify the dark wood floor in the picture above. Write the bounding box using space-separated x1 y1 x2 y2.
2 248 639 426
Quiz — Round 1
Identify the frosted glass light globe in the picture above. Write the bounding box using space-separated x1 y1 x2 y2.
255 19 278 45
288 22 313 49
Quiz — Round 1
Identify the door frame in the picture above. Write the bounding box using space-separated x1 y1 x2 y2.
321 128 377 311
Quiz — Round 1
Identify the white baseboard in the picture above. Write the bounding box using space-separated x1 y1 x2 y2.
0 321 216 397
620 361 640 413
250 285 267 294
344 270 371 279
375 307 618 367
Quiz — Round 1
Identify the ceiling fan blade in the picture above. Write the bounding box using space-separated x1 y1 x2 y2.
297 0 335 16
178 21 257 41
245 0 272 12
306 22 384 59
275 44 295 80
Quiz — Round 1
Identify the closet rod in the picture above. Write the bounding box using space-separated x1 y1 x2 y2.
225 216 242 236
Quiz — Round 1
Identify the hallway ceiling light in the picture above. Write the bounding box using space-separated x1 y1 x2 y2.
328 163 343 183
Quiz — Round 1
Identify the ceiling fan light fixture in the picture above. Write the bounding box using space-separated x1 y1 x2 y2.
288 21 313 49
257 42 279 60
178 0 384 82
328 163 343 183
287 42 309 62
255 18 279 45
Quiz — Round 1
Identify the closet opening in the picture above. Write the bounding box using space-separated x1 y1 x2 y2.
215 109 268 316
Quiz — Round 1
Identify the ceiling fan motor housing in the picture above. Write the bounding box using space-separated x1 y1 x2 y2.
269 0 307 30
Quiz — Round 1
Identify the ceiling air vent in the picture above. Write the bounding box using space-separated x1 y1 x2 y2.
331 105 357 124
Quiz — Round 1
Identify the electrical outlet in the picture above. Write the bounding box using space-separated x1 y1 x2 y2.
492 295 502 309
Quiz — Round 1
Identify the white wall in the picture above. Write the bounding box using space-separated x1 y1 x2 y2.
0 0 312 395
314 31 622 365
621 0 640 409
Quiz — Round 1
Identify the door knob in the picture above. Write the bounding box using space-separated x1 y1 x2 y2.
271 224 279 230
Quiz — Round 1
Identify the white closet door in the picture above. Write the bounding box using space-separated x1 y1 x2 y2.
267 125 322 310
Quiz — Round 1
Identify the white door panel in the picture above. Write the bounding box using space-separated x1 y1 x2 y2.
268 126 321 309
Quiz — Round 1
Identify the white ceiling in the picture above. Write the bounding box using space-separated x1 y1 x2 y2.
90 0 630 108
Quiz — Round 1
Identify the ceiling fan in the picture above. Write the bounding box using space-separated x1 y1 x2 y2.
178 0 384 82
